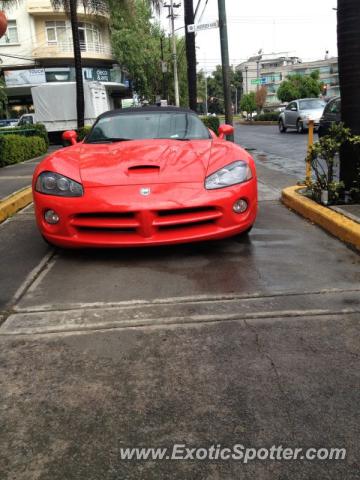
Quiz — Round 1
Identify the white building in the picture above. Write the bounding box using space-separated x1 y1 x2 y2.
0 0 129 117
237 52 339 107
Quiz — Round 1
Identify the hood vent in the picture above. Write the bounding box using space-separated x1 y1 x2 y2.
128 165 160 174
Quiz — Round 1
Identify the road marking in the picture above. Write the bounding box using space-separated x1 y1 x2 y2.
10 249 57 306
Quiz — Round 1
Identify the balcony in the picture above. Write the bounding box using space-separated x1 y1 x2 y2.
27 0 110 19
33 41 113 60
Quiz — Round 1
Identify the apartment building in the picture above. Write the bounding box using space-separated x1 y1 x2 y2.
237 53 302 100
0 0 129 117
237 53 340 107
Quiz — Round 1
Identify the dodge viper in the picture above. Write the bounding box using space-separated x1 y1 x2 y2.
32 107 257 248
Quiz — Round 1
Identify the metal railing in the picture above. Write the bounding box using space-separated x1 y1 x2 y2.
46 41 112 55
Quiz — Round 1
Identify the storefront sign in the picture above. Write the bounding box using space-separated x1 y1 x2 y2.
4 69 46 86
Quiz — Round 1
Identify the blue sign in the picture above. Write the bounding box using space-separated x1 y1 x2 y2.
124 80 130 88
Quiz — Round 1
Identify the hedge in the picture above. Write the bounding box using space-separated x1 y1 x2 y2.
201 116 220 134
78 125 92 141
0 123 49 147
0 135 47 167
254 111 280 121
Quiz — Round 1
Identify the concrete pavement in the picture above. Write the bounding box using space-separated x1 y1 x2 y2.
0 157 359 479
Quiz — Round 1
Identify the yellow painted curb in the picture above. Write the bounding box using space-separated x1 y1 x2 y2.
282 185 360 251
0 187 33 224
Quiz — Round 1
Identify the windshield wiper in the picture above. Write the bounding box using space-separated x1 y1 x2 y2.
157 137 191 141
87 137 131 144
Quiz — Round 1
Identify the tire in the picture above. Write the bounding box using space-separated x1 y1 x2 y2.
296 119 304 134
278 119 287 133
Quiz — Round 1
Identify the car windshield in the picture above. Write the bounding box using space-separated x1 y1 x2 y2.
299 100 326 110
86 111 211 143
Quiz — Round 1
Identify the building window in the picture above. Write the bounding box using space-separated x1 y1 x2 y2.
45 21 69 44
78 23 101 51
0 20 19 44
45 21 102 52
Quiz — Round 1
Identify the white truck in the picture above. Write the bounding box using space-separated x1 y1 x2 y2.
17 81 110 141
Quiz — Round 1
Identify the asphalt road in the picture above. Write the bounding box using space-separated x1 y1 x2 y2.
0 133 359 479
235 124 316 179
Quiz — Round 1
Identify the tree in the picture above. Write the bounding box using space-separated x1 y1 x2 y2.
240 92 256 119
337 0 360 191
277 71 322 103
0 80 7 116
110 0 164 102
207 66 243 114
255 85 267 113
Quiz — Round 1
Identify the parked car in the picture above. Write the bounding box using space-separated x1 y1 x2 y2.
0 118 19 128
318 96 341 138
32 106 258 248
16 114 35 127
279 98 326 133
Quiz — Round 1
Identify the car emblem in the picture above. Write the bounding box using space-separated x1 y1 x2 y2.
140 187 151 196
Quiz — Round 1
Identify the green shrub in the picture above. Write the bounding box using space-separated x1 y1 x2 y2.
201 116 220 134
30 123 49 148
0 122 49 147
254 111 280 121
78 125 92 141
0 135 47 167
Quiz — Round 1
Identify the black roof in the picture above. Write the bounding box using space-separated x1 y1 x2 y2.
98 106 196 119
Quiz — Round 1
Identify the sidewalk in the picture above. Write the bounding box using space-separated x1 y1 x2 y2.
0 145 60 222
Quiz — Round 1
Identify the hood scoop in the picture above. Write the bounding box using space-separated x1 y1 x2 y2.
127 164 160 175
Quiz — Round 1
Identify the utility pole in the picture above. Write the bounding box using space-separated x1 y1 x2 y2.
204 72 208 115
164 0 180 107
184 0 197 111
245 66 248 93
160 35 167 101
217 0 233 138
235 86 238 115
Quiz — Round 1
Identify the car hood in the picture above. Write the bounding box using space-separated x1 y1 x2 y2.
76 139 213 187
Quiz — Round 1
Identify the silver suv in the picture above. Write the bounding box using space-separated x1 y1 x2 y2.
279 98 326 133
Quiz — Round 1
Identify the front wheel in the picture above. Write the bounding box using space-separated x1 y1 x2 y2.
296 119 304 134
278 119 287 133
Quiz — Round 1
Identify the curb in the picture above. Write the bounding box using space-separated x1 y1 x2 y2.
282 186 360 251
0 187 32 224
235 121 278 126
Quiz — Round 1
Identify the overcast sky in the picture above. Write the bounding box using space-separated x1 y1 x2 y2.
160 0 338 72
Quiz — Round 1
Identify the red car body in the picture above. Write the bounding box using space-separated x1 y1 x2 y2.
33 110 257 248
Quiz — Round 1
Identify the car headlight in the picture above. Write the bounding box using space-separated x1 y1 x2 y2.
205 161 252 190
35 171 83 197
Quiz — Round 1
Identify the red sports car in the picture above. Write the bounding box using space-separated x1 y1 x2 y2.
33 107 257 248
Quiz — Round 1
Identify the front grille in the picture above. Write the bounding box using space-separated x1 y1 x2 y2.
70 206 223 239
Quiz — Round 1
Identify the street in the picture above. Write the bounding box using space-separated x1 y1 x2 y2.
235 123 316 179
0 126 359 479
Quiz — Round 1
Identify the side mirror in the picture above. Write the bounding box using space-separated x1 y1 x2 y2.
62 130 78 145
218 124 234 139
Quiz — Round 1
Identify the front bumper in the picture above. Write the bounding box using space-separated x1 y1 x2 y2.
33 181 258 248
